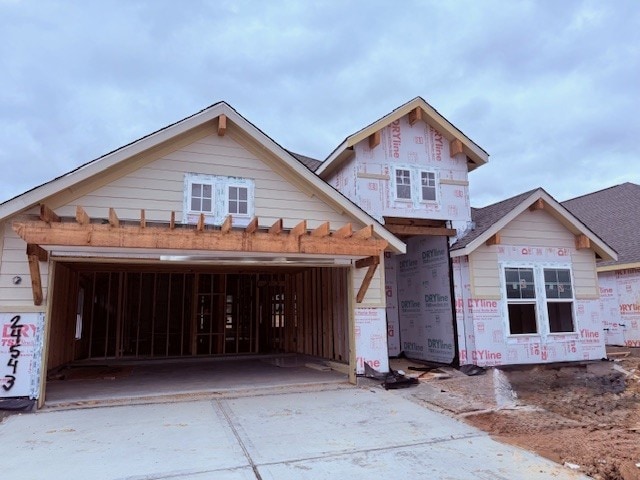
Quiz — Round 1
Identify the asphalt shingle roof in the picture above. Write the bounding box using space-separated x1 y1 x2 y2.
452 188 540 250
562 182 640 267
287 151 323 171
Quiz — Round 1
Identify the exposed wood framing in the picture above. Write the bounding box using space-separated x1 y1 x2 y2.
218 114 227 136
450 138 464 157
355 256 379 303
529 199 545 211
140 209 146 228
486 233 501 246
76 206 90 225
26 245 45 306
368 130 381 149
13 208 388 258
170 211 176 230
269 218 283 235
575 234 591 250
221 215 232 233
108 208 119 228
385 224 457 237
246 217 258 234
311 222 330 238
40 204 60 223
408 107 423 126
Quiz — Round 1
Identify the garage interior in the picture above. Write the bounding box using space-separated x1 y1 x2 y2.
44 262 351 406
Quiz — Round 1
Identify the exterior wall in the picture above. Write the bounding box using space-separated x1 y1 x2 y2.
384 251 401 356
598 269 640 347
453 208 605 366
328 116 471 233
393 235 455 363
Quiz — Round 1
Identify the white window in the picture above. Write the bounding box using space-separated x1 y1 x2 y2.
395 169 411 200
184 173 255 226
503 265 576 335
420 170 437 202
228 185 249 216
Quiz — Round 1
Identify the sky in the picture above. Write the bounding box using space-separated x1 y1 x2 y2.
1 0 639 207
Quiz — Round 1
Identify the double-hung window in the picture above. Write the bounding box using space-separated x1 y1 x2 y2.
228 185 249 216
420 171 437 202
395 169 412 200
503 265 576 335
190 182 214 214
184 173 254 226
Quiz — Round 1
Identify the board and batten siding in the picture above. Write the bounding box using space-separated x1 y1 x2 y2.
468 208 599 299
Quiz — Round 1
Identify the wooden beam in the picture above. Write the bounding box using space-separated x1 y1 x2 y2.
140 209 146 228
26 244 48 262
290 220 307 238
333 223 353 238
218 114 227 136
197 213 205 232
355 255 379 269
575 234 591 250
246 217 259 234
108 208 119 228
385 224 457 237
529 199 544 211
353 224 373 240
170 211 176 230
486 233 501 246
76 206 90 225
221 215 232 233
27 253 43 306
311 222 330 238
356 263 378 303
450 138 464 157
269 218 283 235
39 204 60 223
368 130 380 149
13 220 389 257
408 107 422 126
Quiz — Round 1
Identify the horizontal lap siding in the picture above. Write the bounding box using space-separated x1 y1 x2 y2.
469 209 598 299
0 223 50 308
352 257 385 306
54 133 357 230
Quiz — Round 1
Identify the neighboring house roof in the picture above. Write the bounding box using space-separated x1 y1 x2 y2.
451 188 617 262
563 182 640 270
0 101 405 254
316 96 489 178
287 151 323 171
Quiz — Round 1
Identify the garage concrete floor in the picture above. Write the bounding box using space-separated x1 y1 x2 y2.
44 354 348 408
1 386 587 479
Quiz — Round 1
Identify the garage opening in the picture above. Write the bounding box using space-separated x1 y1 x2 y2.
45 262 350 403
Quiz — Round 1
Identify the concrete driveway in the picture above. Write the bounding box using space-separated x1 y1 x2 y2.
1 386 586 480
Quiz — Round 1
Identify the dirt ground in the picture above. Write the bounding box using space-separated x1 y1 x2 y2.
397 348 640 480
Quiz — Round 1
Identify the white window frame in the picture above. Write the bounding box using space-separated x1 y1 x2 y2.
501 263 577 337
393 167 412 201
185 174 215 216
226 183 252 218
419 169 438 203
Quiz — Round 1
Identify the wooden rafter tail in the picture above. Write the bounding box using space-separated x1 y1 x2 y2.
290 220 307 238
269 218 283 235
218 114 227 136
140 209 146 228
353 224 373 240
39 204 60 223
356 262 379 303
108 208 119 228
575 234 590 250
221 215 233 233
76 206 90 225
246 217 259 234
197 213 205 232
311 222 330 238
170 211 176 230
333 223 353 238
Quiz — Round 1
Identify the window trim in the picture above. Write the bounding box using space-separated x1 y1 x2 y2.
393 167 412 202
226 183 251 218
419 169 438 203
185 174 215 216
500 262 577 337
